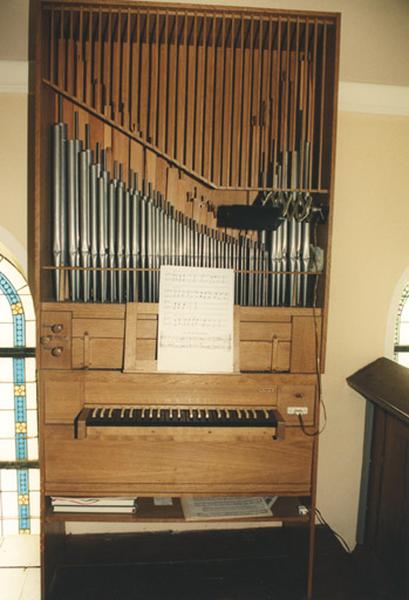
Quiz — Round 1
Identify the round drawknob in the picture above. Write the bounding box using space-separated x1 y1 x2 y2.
40 335 51 345
51 347 63 358
51 323 63 334
295 392 304 399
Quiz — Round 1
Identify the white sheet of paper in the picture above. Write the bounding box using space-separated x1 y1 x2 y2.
157 266 234 373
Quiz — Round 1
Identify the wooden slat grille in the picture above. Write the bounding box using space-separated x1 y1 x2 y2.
44 6 336 191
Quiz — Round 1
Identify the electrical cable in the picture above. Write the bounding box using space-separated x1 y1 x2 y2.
298 220 327 437
313 507 352 554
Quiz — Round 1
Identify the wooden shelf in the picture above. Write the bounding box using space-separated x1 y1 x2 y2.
45 496 309 524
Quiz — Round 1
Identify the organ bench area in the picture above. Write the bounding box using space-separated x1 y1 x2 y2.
29 2 340 599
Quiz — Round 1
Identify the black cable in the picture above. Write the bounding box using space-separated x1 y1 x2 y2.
314 507 352 554
298 221 327 437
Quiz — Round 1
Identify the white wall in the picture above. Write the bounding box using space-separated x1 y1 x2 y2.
319 111 409 545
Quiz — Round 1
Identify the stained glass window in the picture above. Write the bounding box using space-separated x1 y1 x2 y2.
0 254 39 535
394 283 409 368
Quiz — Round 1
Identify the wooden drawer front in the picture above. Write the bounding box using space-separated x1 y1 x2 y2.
40 311 72 369
44 427 313 495
72 317 125 369
43 377 82 424
278 385 315 425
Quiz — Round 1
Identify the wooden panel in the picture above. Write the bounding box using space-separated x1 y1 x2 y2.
44 425 313 491
43 376 82 423
240 321 291 341
72 318 125 338
290 316 320 373
278 384 315 425
72 337 124 369
240 340 290 372
83 372 279 407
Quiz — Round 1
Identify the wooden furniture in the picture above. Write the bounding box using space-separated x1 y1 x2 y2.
347 358 409 599
28 2 340 598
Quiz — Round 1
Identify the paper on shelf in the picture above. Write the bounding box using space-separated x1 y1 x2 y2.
181 496 273 520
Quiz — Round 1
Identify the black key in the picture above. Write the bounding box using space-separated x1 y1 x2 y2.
255 410 265 424
220 409 228 424
209 409 218 424
228 409 239 423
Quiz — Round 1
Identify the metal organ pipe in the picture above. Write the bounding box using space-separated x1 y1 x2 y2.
50 119 318 306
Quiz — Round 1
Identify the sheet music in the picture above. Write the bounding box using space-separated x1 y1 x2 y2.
157 266 234 373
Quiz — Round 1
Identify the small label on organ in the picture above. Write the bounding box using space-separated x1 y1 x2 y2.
287 406 308 415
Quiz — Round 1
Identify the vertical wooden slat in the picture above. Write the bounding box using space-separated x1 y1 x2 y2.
248 18 257 186
299 19 309 189
153 13 161 146
231 17 243 187
281 18 291 188
272 19 281 187
260 19 271 187
241 18 253 187
149 13 159 144
252 18 263 186
112 11 121 122
84 10 92 106
222 17 233 186
121 11 131 128
203 15 216 181
289 20 300 156
194 16 205 175
318 23 327 190
57 9 65 89
176 14 187 163
167 14 177 157
308 20 318 188
212 16 225 185
76 9 84 100
103 12 112 118
67 11 74 96
158 13 169 150
130 12 140 133
140 12 150 141
185 16 197 169
94 11 102 112
130 139 144 176
49 8 55 83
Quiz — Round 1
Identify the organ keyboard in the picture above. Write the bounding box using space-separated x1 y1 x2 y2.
76 405 285 440
79 406 282 427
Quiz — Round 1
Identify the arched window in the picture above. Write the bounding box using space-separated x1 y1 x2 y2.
394 283 409 368
0 253 39 535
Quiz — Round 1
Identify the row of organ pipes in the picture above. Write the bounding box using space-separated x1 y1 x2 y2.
52 114 323 306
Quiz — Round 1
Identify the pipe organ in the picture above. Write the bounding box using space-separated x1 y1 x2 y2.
29 2 340 598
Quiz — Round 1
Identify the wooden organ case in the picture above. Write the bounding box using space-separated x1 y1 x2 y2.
29 2 340 598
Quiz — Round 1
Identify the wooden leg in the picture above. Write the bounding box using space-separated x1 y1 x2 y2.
42 519 65 599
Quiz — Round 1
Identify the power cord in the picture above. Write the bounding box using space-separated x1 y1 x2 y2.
298 221 327 437
313 507 352 554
